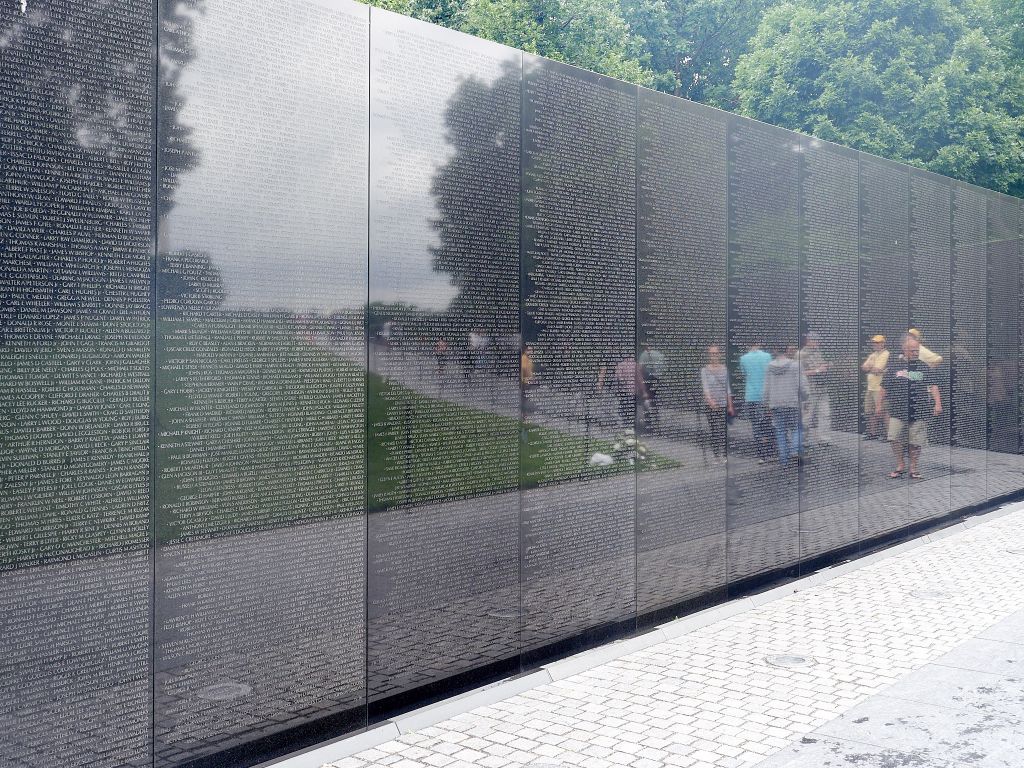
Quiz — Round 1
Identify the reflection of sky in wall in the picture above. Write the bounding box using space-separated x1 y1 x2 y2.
368 9 518 312
166 0 368 312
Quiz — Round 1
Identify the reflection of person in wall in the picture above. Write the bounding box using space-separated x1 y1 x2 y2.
380 319 394 350
907 328 943 368
861 334 889 440
739 342 773 464
797 332 831 447
466 328 488 379
521 344 536 414
434 337 449 382
700 346 733 464
639 343 665 432
877 334 942 480
614 355 647 429
765 345 808 469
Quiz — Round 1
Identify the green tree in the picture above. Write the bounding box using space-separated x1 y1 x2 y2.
363 0 655 85
733 0 1024 195
466 0 657 84
365 0 467 26
621 0 774 106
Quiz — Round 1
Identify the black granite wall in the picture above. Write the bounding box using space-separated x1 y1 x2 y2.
2 2 1023 767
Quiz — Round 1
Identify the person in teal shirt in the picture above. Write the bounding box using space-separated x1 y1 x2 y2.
740 343 773 463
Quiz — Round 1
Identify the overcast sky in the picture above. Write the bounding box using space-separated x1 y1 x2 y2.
166 0 514 314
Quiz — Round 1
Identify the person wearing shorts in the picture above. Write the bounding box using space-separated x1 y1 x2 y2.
877 334 942 480
861 334 889 439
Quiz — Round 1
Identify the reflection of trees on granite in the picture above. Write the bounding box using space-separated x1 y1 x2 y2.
1 3 167 768
430 64 520 343
0 0 160 341
0 0 157 571
158 0 206 217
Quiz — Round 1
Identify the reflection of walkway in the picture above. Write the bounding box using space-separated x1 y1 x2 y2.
320 332 1024 720
0 519 366 768
330 502 1024 768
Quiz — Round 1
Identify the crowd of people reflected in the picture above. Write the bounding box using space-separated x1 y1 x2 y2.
372 314 965 486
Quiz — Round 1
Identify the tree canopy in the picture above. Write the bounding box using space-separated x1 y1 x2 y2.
361 0 1023 196
733 0 1024 195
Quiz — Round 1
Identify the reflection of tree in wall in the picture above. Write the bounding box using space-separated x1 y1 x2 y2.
0 1 220 316
0 1 199 567
429 64 521 351
1 1 169 330
158 0 226 309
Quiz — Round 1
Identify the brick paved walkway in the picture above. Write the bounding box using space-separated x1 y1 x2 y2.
324 501 1024 768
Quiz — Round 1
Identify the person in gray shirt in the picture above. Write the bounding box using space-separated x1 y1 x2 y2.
764 344 809 468
701 345 734 463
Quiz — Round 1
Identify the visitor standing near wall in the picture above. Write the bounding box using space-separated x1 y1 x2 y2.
740 342 773 464
521 344 536 413
701 345 733 464
639 343 665 432
862 334 890 440
797 332 832 447
615 355 647 429
877 333 942 480
908 328 943 368
765 345 808 469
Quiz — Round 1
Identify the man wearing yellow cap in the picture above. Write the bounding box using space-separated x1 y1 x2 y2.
908 328 943 367
861 334 889 439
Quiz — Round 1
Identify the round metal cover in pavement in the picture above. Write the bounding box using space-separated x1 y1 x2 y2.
198 682 252 701
764 654 816 668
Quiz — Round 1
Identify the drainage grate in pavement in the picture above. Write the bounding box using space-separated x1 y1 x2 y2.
909 589 951 600
764 654 816 668
197 682 252 702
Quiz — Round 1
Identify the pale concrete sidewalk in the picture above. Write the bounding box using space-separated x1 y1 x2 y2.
311 501 1024 768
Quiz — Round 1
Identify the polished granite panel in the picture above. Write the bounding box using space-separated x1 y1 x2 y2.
799 137 861 561
2 2 1023 766
520 55 638 649
636 89 728 612
858 154 910 538
726 116 800 583
154 0 369 763
909 169 952 522
0 2 154 766
366 6 521 705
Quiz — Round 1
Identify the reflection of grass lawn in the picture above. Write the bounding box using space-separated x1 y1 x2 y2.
4 316 678 564
368 372 677 510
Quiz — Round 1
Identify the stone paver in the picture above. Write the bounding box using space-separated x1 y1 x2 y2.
758 605 1024 767
325 502 1024 768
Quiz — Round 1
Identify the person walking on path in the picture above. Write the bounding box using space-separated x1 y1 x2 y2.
700 345 733 464
877 334 942 480
764 344 809 469
861 334 890 440
740 342 773 463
